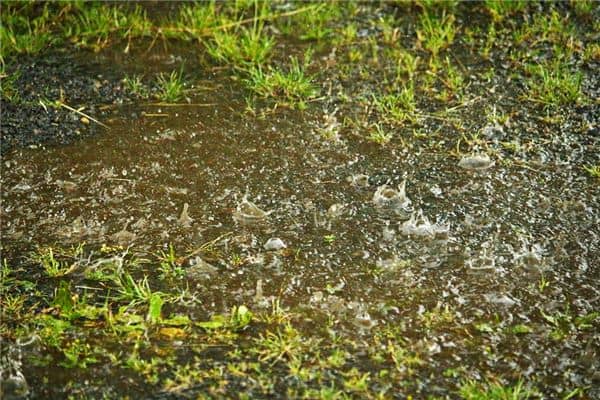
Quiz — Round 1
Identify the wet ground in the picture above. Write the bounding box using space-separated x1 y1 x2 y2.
1 2 599 399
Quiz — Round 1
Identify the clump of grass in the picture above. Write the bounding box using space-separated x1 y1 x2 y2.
0 3 62 60
459 379 536 400
205 3 273 70
485 0 527 23
123 74 148 99
31 245 83 277
64 5 151 52
570 0 595 17
372 83 417 124
367 123 394 145
157 244 185 280
416 11 456 57
392 49 420 81
525 61 582 108
169 2 219 40
0 71 21 103
279 2 343 41
583 164 600 179
416 0 459 13
244 55 318 109
155 70 185 103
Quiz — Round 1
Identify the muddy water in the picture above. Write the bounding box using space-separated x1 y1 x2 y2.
4 93 599 314
2 75 600 396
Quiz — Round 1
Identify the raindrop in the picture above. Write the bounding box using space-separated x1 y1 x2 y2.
458 154 495 170
232 194 272 224
347 174 370 188
178 203 193 227
372 180 412 215
327 203 345 218
264 237 286 251
111 222 136 246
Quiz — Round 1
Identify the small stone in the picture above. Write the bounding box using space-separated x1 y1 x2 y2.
80 116 90 125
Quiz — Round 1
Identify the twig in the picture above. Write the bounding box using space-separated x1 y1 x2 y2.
143 102 217 107
57 101 109 129
184 232 233 259
161 3 322 37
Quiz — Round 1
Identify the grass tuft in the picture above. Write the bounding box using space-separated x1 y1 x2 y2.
244 54 318 109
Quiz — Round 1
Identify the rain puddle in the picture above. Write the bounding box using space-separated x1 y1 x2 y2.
2 16 599 400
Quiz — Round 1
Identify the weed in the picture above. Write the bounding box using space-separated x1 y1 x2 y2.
485 0 527 23
196 305 253 331
541 308 599 340
0 3 60 59
157 244 185 280
323 234 336 244
1 293 27 317
525 61 582 108
64 5 151 52
372 84 417 124
0 259 15 290
570 0 594 16
123 74 148 99
436 57 465 101
416 11 456 57
459 379 535 400
417 0 460 12
515 10 574 48
280 3 341 41
155 70 186 103
421 304 455 329
367 123 394 145
254 323 306 364
538 274 550 292
32 245 82 277
379 15 401 46
583 164 600 178
387 340 423 374
393 49 420 81
60 339 100 369
0 71 21 103
115 273 155 307
171 3 218 40
205 8 273 69
342 368 370 393
244 54 318 109
583 43 600 63
337 22 358 46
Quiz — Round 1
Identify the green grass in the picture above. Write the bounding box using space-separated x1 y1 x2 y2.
244 54 318 109
525 61 583 108
279 2 343 41
31 245 83 277
372 83 417 124
155 70 186 103
485 0 527 22
123 74 148 98
367 123 394 145
204 4 274 70
416 10 456 57
63 4 151 52
0 70 21 103
0 2 62 61
583 164 600 179
459 379 535 400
